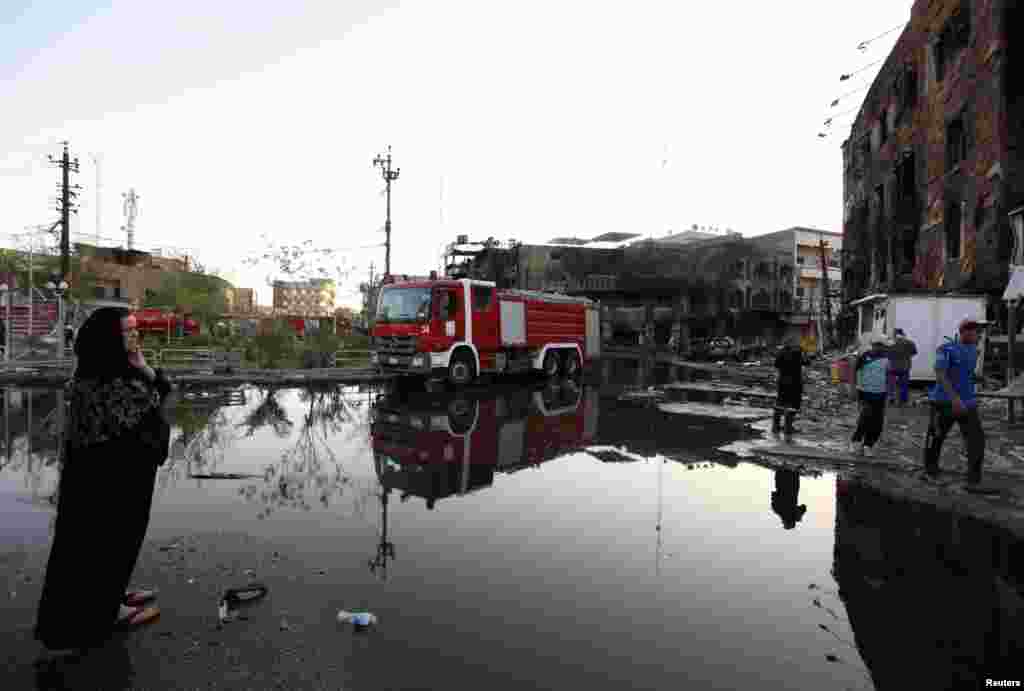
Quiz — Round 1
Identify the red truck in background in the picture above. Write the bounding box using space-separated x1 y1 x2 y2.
371 381 598 508
371 275 601 386
132 308 201 337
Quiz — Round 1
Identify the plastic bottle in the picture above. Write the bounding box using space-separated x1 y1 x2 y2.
337 610 378 629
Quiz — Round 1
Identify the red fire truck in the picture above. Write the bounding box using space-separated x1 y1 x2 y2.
371 381 598 506
132 308 201 337
371 276 601 385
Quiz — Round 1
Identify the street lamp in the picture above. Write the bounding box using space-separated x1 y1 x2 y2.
46 278 70 360
0 282 9 363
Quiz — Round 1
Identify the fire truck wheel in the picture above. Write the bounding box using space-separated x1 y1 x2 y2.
447 351 476 387
563 350 581 378
542 350 561 378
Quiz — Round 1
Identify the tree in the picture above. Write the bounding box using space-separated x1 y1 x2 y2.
145 271 229 334
243 234 355 298
0 245 100 303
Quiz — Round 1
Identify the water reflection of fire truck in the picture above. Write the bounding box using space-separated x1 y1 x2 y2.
371 382 599 508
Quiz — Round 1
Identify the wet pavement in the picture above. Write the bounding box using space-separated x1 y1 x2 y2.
1 362 1022 689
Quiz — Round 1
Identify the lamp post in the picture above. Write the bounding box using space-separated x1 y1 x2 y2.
0 282 9 363
46 277 70 361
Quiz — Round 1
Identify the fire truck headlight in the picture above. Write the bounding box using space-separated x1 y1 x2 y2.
411 354 425 367
410 416 424 430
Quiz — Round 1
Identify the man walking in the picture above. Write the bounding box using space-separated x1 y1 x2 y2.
773 339 804 439
850 338 891 457
923 317 992 491
887 328 917 406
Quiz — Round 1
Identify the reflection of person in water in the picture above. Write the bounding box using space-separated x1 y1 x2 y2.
771 468 807 529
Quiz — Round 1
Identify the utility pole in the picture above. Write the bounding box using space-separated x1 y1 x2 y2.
48 141 81 281
819 235 834 349
372 146 400 277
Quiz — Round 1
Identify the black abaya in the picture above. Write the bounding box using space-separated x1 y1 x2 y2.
35 379 170 650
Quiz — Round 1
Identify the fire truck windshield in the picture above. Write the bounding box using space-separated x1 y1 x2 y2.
376 287 432 323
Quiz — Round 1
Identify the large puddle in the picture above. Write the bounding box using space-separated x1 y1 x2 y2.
1 364 1021 689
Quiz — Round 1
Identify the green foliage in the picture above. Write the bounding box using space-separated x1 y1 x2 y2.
252 319 297 368
0 249 100 301
145 272 230 333
307 326 342 355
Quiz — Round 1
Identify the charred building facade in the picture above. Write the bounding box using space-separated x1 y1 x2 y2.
448 228 839 350
842 0 1024 313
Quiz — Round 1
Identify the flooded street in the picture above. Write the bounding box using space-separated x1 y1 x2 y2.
1 366 1021 689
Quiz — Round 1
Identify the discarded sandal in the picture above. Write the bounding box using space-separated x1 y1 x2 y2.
222 583 268 606
123 589 158 607
116 605 160 630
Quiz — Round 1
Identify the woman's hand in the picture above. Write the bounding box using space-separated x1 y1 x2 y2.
128 349 156 381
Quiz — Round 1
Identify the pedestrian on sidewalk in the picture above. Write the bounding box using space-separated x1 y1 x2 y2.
34 307 173 662
850 338 891 457
923 317 988 488
772 339 804 438
887 328 918 406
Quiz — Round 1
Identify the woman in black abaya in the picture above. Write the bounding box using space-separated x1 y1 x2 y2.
35 307 173 658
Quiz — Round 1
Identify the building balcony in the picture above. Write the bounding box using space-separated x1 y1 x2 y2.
799 266 841 281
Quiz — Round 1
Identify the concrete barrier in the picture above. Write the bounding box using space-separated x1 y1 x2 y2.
160 348 215 368
332 350 372 368
213 350 243 373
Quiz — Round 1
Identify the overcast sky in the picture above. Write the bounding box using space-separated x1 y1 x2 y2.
1 0 911 307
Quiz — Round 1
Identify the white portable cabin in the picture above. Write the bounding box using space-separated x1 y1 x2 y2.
849 293 987 382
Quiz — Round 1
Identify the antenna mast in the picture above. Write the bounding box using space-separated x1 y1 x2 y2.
121 188 139 250
91 153 103 246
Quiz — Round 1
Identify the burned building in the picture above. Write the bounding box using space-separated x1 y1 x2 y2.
446 229 834 348
842 0 1024 311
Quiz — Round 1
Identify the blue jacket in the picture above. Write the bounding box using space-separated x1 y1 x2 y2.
856 350 890 397
928 339 978 407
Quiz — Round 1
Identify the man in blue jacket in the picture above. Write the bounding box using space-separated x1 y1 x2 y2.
923 317 987 489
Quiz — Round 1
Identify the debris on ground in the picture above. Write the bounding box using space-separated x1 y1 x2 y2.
338 610 378 631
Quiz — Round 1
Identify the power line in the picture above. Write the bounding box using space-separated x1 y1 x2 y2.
829 82 870 108
840 59 883 82
823 106 861 128
856 22 908 52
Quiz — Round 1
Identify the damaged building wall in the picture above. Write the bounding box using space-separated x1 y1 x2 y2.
842 0 1023 305
452 230 833 347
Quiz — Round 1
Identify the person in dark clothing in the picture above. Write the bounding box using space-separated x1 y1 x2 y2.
850 338 890 457
770 468 807 529
773 340 804 437
0 316 6 357
34 307 173 661
886 328 918 406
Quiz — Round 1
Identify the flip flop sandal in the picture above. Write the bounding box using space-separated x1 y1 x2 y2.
222 583 268 606
123 589 158 607
116 605 160 630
